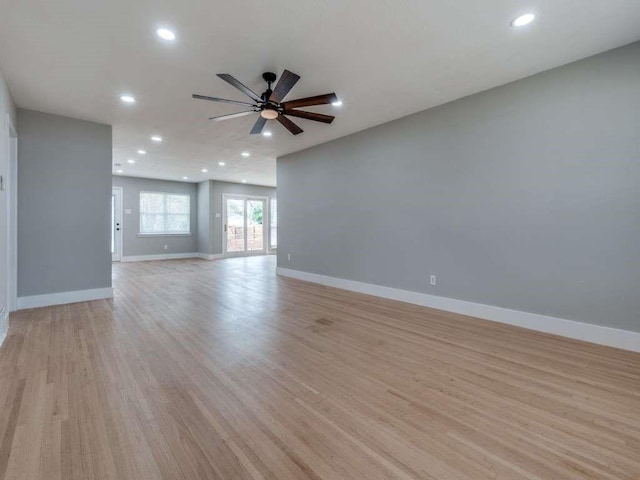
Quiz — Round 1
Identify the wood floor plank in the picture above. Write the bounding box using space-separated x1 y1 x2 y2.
0 256 639 479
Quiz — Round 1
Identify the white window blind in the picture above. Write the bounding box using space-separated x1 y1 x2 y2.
139 192 191 235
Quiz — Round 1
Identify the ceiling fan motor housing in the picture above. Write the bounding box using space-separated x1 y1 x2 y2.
262 72 277 84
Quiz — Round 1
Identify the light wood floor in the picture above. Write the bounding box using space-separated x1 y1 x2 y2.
1 256 639 480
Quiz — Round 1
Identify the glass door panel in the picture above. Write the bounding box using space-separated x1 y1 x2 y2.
226 198 245 252
246 199 265 251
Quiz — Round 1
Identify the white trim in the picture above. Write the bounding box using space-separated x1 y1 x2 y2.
120 252 199 262
17 287 114 310
0 330 6 351
136 233 192 237
120 252 225 262
197 253 224 260
276 268 640 353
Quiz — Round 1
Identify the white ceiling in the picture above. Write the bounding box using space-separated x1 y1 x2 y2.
1 0 639 187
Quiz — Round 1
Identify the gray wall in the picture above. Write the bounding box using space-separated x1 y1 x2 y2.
18 109 112 296
0 66 17 332
209 181 276 255
197 181 211 255
112 176 198 257
278 42 640 332
112 177 273 257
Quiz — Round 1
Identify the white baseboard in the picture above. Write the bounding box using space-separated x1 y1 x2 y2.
197 253 225 260
17 287 114 310
120 252 199 262
0 330 6 351
120 252 225 263
276 268 640 353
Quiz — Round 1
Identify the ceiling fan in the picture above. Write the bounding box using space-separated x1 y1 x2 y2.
192 70 338 136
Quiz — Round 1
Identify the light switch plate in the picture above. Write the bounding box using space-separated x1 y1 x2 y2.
125 209 133 214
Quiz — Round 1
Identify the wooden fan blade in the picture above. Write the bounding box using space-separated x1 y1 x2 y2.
281 93 337 110
284 110 335 124
209 111 256 121
276 114 303 135
269 70 300 103
192 94 256 108
250 116 268 135
216 74 263 103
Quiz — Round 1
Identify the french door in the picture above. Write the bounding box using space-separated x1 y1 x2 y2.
223 195 267 256
111 187 123 261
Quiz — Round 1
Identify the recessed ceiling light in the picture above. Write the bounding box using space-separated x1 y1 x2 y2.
201 168 208 173
182 176 188 180
511 13 535 27
262 131 272 137
151 136 162 142
241 179 247 183
120 95 135 103
241 152 250 157
137 150 146 155
127 159 135 164
332 100 343 107
157 28 176 41
218 162 225 166
116 169 123 173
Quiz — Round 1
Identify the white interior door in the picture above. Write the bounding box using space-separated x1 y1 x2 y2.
223 195 267 256
112 187 123 261
8 121 17 312
0 124 8 321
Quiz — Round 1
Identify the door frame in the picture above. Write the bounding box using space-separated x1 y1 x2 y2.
112 187 123 262
222 194 268 257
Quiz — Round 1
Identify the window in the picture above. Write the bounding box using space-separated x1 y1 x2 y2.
139 192 191 235
270 197 277 249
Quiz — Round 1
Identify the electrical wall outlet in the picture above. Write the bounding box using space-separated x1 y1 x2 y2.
164 245 168 250
430 275 437 286
287 254 291 261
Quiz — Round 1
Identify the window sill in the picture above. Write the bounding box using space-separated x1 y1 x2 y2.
137 233 192 238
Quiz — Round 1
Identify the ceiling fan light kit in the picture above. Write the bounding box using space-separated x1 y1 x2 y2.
193 69 338 135
260 109 279 120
